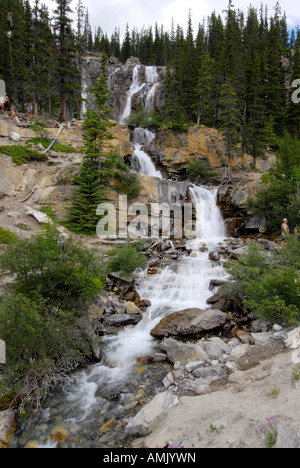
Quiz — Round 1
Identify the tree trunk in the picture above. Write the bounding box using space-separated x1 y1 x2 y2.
59 90 66 122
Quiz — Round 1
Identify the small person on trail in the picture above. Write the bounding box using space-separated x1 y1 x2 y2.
280 218 290 244
58 228 69 251
4 94 9 111
0 94 4 111
9 103 17 119
24 100 33 118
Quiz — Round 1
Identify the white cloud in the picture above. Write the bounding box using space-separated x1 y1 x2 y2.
35 0 300 38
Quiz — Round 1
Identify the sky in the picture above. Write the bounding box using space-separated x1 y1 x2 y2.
39 0 300 39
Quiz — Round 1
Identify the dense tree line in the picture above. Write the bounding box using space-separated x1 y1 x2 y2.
0 0 299 136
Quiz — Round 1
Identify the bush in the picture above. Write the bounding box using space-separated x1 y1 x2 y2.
0 145 47 165
117 171 142 199
0 226 105 412
26 138 76 153
0 293 91 413
0 226 18 244
186 159 212 183
0 225 104 311
106 244 146 275
222 238 300 326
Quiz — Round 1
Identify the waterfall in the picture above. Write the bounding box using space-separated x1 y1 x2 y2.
189 185 227 241
120 65 145 124
144 66 160 113
15 185 229 447
131 128 162 179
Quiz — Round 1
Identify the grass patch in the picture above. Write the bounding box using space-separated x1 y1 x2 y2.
0 145 47 165
26 138 76 153
0 226 18 244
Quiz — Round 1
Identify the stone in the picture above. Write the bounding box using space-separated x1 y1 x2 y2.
184 361 206 373
50 424 70 443
25 440 40 449
162 372 174 388
236 330 253 345
150 308 227 338
204 337 231 360
251 332 273 346
0 409 17 448
125 391 179 437
285 327 300 349
125 301 141 315
7 211 21 219
160 337 208 365
228 246 248 259
274 421 300 448
230 344 251 359
26 207 52 225
9 131 21 142
209 250 221 262
101 313 142 327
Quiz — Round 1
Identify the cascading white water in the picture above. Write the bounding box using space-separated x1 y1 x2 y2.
144 66 160 113
120 65 145 124
16 185 229 447
131 128 162 178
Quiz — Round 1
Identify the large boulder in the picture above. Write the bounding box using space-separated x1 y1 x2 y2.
159 337 208 365
125 391 179 437
150 308 227 338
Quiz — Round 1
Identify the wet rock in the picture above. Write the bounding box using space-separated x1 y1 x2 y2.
125 301 141 315
125 391 179 437
150 308 227 338
160 337 208 365
50 424 70 443
209 279 227 291
206 291 233 312
209 250 221 262
101 313 142 327
235 330 253 345
0 409 17 448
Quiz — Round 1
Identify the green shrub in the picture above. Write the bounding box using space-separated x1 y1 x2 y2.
222 238 300 326
0 225 105 412
0 293 91 413
26 137 76 153
0 225 104 311
106 244 146 274
186 159 212 182
0 226 18 244
117 171 142 199
0 145 47 165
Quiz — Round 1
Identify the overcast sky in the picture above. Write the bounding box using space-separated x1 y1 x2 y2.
40 0 300 38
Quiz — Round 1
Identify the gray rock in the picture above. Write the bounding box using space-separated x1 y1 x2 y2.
251 332 274 346
9 131 20 142
151 308 228 338
160 337 208 365
101 313 142 326
274 421 300 448
205 337 231 360
125 391 179 436
228 246 248 259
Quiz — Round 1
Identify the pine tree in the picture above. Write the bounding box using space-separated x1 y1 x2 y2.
53 0 80 122
288 30 300 138
68 57 114 233
219 81 241 180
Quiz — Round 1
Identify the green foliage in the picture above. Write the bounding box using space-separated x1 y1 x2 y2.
0 225 104 412
0 227 18 244
252 134 300 232
116 171 142 199
106 244 146 275
186 159 213 183
0 225 104 311
0 145 47 165
223 239 300 326
26 137 76 153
